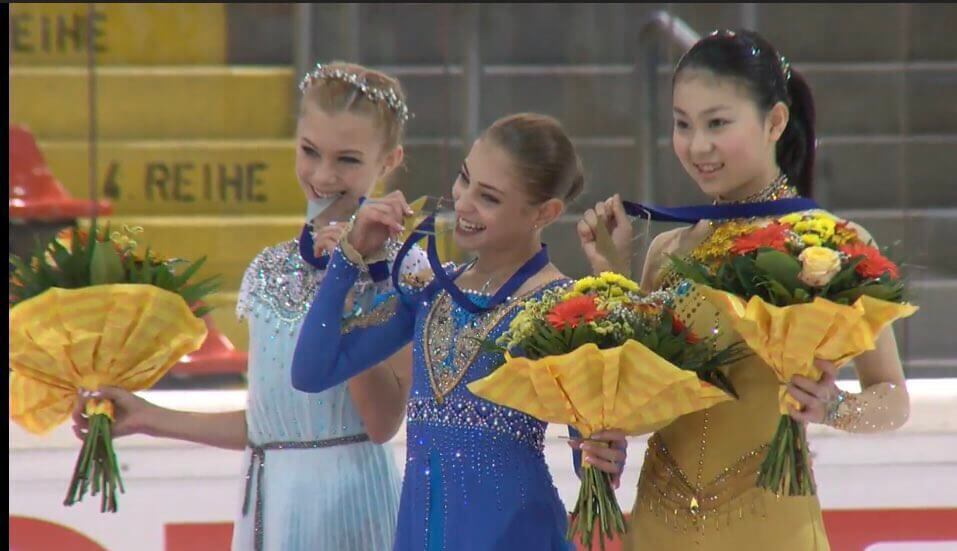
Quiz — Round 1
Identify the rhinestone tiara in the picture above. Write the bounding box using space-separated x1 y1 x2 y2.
299 63 412 124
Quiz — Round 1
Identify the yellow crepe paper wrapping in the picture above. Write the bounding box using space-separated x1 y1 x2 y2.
10 284 207 434
467 339 733 438
697 286 918 414
468 339 732 548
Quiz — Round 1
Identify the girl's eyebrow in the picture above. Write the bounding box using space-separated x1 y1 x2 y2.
674 105 732 116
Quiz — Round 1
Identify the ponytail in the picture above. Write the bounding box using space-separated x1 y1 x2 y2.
778 69 816 198
676 30 818 198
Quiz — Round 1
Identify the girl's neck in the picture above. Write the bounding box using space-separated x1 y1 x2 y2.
714 169 790 204
467 236 543 291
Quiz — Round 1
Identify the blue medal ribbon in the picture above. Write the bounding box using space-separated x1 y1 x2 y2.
392 214 550 314
298 196 390 282
622 197 819 223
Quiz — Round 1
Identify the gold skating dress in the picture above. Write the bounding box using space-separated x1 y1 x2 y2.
623 224 830 550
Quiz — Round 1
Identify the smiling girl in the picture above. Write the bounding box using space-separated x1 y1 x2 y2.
579 31 910 550
73 62 427 551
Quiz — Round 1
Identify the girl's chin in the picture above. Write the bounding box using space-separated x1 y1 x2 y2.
452 229 482 250
693 177 733 198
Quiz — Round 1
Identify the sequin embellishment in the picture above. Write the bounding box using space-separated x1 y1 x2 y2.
422 285 544 403
237 240 375 326
407 397 546 452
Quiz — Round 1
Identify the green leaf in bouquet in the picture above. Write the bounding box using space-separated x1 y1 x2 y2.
466 336 508 357
699 368 739 399
153 265 175 289
821 257 863 295
540 324 567 345
179 275 220 306
667 254 714 285
48 238 72 270
715 263 744 295
192 306 215 319
132 247 155 284
527 333 560 359
831 286 865 304
90 242 126 285
858 283 903 302
638 327 659 351
656 335 682 360
793 288 811 302
569 323 595 350
9 255 39 303
755 249 805 291
48 238 85 288
759 278 795 305
167 255 208 290
731 255 759 297
82 225 97 277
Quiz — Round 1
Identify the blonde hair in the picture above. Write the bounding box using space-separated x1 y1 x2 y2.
298 61 408 151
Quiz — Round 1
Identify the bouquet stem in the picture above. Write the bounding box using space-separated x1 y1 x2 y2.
64 400 125 512
567 462 626 550
756 415 816 496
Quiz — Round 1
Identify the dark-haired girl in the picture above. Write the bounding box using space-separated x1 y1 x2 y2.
578 30 909 550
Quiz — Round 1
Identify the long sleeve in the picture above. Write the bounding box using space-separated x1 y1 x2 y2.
291 247 416 393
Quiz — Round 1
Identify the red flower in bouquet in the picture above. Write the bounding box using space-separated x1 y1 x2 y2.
545 295 605 330
668 310 701 344
730 223 790 255
839 243 900 279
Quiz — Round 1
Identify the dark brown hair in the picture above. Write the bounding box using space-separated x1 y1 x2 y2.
675 30 816 197
482 113 585 204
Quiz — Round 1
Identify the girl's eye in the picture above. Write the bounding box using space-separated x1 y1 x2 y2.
709 118 730 129
340 157 361 164
674 120 690 130
457 170 469 184
301 146 319 157
482 194 500 204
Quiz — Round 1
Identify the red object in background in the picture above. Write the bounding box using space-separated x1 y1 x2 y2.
568 509 957 551
9 516 107 551
9 125 112 221
823 509 957 551
165 523 234 551
171 316 247 376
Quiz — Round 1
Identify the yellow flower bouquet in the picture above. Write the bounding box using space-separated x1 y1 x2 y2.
669 210 918 496
467 273 745 549
9 223 217 512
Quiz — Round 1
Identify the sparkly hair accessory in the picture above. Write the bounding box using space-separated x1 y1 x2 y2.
706 29 792 84
709 29 735 38
779 54 792 83
299 63 412 124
